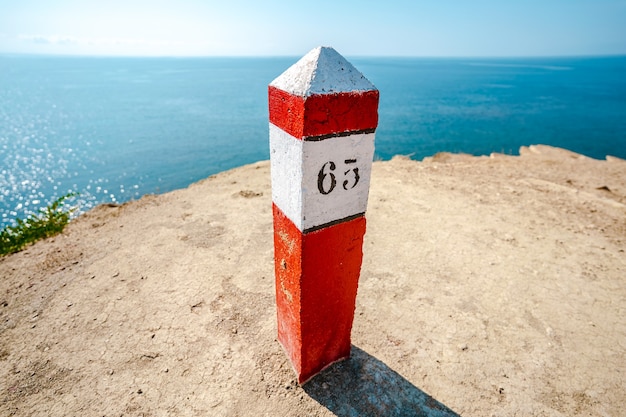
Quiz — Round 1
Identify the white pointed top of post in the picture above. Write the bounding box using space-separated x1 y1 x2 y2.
269 46 376 97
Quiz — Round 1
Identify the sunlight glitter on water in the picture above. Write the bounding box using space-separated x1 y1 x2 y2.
1 106 98 226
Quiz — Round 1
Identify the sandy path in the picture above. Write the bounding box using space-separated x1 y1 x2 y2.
1 145 625 416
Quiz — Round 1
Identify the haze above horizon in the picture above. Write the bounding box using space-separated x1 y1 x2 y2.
1 0 625 58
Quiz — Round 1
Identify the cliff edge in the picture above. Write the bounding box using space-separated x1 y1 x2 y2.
1 145 625 416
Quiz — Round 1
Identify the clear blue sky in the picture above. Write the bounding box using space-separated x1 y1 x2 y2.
1 0 625 57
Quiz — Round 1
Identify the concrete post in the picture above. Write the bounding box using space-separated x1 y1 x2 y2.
269 46 379 384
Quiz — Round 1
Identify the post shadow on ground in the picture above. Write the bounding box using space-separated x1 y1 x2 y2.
303 346 460 417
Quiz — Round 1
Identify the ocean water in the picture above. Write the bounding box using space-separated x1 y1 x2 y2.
1 55 625 227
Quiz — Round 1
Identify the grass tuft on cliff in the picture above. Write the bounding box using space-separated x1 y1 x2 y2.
1 193 77 256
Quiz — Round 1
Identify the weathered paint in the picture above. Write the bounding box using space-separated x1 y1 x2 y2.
268 87 379 139
269 46 376 96
273 203 366 384
269 123 375 232
272 203 303 374
268 46 378 140
269 46 378 384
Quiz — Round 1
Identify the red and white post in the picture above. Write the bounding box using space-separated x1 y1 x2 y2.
268 46 379 384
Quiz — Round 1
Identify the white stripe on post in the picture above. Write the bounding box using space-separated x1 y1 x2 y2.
269 124 375 232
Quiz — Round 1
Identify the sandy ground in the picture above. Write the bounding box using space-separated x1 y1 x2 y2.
1 144 625 417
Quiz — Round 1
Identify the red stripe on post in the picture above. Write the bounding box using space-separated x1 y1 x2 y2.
299 214 365 383
272 203 365 383
303 90 379 138
268 86 306 139
269 86 379 139
272 203 303 373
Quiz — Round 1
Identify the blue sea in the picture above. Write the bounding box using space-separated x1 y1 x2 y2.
1 55 625 227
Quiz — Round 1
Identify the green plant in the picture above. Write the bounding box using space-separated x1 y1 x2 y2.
0 193 77 256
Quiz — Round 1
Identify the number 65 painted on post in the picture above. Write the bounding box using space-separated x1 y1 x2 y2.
317 159 360 195
269 124 375 232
